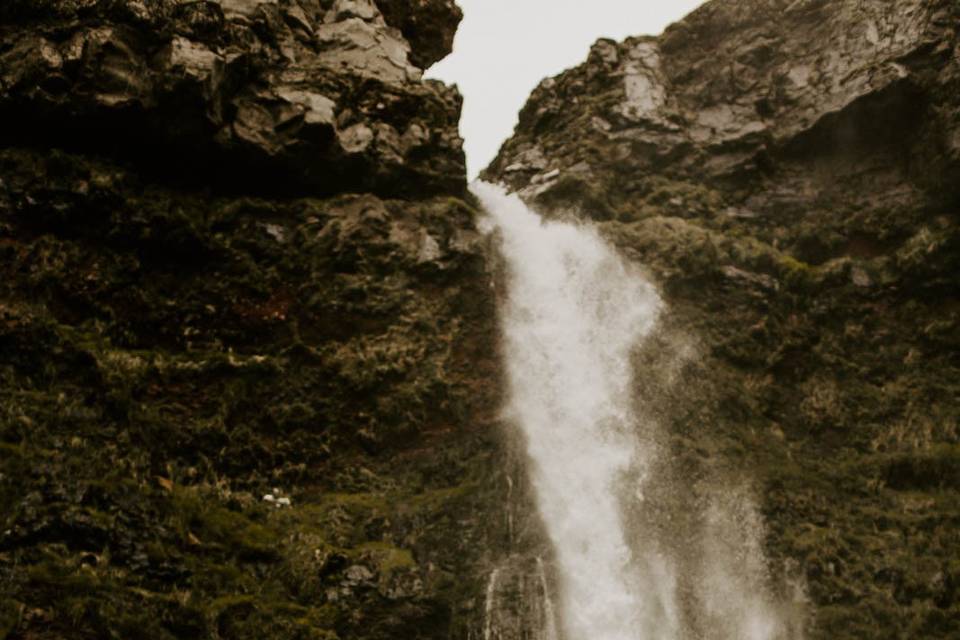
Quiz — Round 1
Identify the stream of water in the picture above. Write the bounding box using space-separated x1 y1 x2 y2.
472 182 797 640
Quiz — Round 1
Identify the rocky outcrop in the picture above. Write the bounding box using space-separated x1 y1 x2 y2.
0 0 466 198
491 0 959 202
0 2 507 640
374 0 462 69
487 0 960 637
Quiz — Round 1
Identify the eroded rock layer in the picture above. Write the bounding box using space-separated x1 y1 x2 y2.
487 0 960 637
0 2 508 639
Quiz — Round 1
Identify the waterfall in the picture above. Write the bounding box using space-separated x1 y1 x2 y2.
537 556 560 640
472 182 797 640
484 567 500 640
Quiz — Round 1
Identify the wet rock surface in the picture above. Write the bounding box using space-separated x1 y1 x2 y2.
0 2 511 639
488 0 960 637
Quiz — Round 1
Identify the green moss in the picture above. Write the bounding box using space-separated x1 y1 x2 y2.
408 482 476 509
771 253 817 291
357 542 415 576
0 441 23 461
26 558 109 602
0 598 21 639
207 594 256 617
636 176 726 218
883 445 960 491
208 596 339 640
171 488 278 561
318 492 389 511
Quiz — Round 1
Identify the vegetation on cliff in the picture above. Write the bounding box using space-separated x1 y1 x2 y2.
0 1 510 639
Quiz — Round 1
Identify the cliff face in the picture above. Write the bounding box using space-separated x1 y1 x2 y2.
0 2 509 639
4 0 959 638
487 0 960 637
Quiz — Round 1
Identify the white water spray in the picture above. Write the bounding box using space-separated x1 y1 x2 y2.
484 567 500 640
474 182 669 639
473 182 797 640
537 556 560 640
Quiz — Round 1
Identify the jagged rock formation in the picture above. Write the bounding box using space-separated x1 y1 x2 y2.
373 0 462 69
0 2 508 639
487 0 960 637
0 0 465 197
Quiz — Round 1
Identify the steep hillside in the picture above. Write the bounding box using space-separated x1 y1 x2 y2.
486 0 960 637
0 2 513 639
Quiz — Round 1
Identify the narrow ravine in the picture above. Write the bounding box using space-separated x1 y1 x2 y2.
473 182 796 640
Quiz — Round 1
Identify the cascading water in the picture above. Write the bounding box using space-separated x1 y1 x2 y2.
484 568 500 640
537 556 560 640
473 182 797 640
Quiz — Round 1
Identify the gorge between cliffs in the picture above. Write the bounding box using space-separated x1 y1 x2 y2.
1 1 959 640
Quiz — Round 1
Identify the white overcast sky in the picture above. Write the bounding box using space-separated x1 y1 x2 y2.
427 0 706 178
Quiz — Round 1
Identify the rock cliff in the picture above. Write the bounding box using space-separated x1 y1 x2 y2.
3 0 959 638
0 2 510 639
487 0 960 637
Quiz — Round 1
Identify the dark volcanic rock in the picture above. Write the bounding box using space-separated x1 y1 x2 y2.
0 0 466 198
487 0 960 638
374 0 463 69
0 2 513 640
